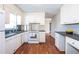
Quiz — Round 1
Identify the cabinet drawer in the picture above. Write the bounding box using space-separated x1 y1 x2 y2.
66 37 79 49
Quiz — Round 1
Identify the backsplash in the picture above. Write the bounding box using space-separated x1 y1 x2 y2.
5 29 17 34
5 25 23 34
64 24 79 33
56 24 79 33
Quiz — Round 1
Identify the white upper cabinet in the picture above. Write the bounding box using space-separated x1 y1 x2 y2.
60 5 79 24
25 12 45 25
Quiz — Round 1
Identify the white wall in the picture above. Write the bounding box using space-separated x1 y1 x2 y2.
51 10 66 38
24 12 45 25
45 18 52 33
51 13 59 38
51 16 56 37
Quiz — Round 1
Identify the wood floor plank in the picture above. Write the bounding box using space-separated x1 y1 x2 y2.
15 34 65 54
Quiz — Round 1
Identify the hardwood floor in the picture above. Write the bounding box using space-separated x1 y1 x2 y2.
15 34 65 54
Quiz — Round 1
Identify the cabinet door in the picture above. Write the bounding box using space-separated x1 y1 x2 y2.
22 32 28 42
21 33 25 44
66 37 79 54
6 36 16 54
39 32 45 43
6 34 22 54
60 5 73 24
55 33 65 51
60 5 79 24
16 34 22 49
55 33 60 49
71 5 79 23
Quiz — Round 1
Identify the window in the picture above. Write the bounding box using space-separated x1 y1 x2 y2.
5 12 22 29
10 13 16 27
5 13 17 29
16 15 21 25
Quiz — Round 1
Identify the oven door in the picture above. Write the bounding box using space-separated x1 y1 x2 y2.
28 31 39 41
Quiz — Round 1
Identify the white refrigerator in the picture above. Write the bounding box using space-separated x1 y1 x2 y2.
0 10 5 54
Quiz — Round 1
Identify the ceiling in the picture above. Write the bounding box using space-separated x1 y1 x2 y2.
16 4 62 18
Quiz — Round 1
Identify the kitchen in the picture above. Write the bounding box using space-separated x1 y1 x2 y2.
0 4 79 54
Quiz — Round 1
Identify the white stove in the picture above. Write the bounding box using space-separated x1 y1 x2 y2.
28 31 39 43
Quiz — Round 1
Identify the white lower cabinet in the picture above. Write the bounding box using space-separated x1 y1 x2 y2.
66 37 79 54
5 33 23 54
15 34 22 50
21 32 28 43
21 33 25 44
6 36 17 54
39 32 45 43
5 32 46 53
55 33 65 51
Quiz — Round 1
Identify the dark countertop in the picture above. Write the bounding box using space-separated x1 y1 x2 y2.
26 30 45 32
56 31 79 41
39 30 45 32
5 30 45 38
5 31 25 38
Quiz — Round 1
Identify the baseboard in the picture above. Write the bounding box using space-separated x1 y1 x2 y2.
39 42 45 44
55 45 65 54
14 43 25 54
50 35 65 54
50 35 55 40
24 42 28 43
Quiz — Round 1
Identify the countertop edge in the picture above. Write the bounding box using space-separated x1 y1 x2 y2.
55 31 79 41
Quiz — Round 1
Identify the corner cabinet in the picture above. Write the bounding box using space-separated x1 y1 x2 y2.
60 5 79 24
6 36 17 54
5 33 22 54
